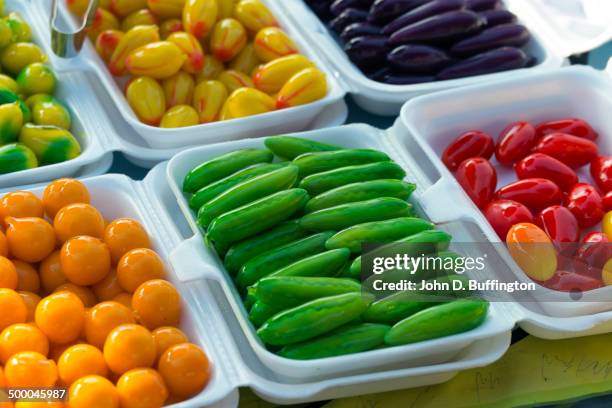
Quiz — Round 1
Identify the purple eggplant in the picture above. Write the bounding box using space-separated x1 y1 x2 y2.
389 10 483 46
466 0 501 11
387 44 452 72
330 8 369 32
368 0 431 24
451 24 530 56
479 9 517 28
382 0 466 36
331 0 373 15
306 0 335 20
437 46 529 80
382 73 436 84
366 66 392 81
344 35 389 67
341 22 383 41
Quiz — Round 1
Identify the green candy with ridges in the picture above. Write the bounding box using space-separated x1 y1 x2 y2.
264 135 340 160
183 148 273 193
236 231 334 288
257 292 375 346
267 248 351 280
0 102 23 144
249 301 284 328
0 143 38 174
224 220 308 274
278 323 390 360
305 179 416 213
19 123 80 165
299 162 407 196
293 149 390 177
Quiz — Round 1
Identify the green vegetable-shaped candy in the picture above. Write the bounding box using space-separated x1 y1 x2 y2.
6 12 32 42
0 75 18 93
19 123 80 165
0 87 31 122
0 143 38 174
0 19 13 49
0 43 46 76
31 98 72 129
17 63 57 96
0 102 23 144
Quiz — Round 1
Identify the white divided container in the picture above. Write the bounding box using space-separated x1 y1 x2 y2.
1 165 513 406
0 0 119 188
165 126 512 381
39 0 348 150
402 63 612 319
277 0 612 116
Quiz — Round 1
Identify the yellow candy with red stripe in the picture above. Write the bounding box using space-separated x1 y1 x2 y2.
218 70 253 93
125 41 186 79
234 0 279 32
253 54 314 94
167 32 205 74
224 88 275 119
183 0 218 40
147 0 186 19
109 0 147 17
109 25 160 76
160 19 184 39
96 30 124 62
192 80 228 123
88 8 119 41
121 9 158 32
218 0 237 19
253 27 298 62
160 105 199 128
230 43 260 76
211 18 247 63
276 67 327 109
197 56 224 81
163 72 195 109
126 77 166 126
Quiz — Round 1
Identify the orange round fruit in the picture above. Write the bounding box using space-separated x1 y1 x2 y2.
132 280 181 330
61 236 111 286
0 230 8 257
4 351 58 388
54 284 97 308
0 257 17 290
13 260 40 293
117 249 165 293
85 301 135 349
151 327 188 360
68 375 118 408
104 218 151 264
0 289 27 331
158 343 210 399
116 368 168 408
53 204 106 243
0 323 49 364
103 324 155 375
49 341 81 362
39 251 67 294
92 269 123 302
18 291 41 322
5 217 55 263
0 191 44 227
42 179 91 219
57 344 108 386
112 292 132 308
35 291 85 344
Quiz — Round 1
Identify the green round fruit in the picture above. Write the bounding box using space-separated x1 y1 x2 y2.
17 63 57 96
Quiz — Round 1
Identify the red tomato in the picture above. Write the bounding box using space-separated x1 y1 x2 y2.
603 191 612 212
495 121 537 165
536 205 579 250
590 156 612 193
535 118 599 141
543 270 602 292
484 199 533 240
514 153 578 192
442 130 495 171
494 178 563 212
565 183 604 228
534 133 598 168
574 232 611 280
455 157 497 209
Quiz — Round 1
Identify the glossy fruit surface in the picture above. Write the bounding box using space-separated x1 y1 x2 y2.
0 191 44 226
536 118 598 141
455 157 496 209
0 323 49 364
4 351 57 388
35 291 85 344
590 156 612 193
53 203 105 243
104 218 151 264
484 199 532 240
158 343 210 398
152 327 188 359
574 232 611 280
544 270 602 292
0 288 27 332
117 249 165 293
103 324 156 375
116 368 168 408
131 280 181 330
61 236 111 286
494 178 563 212
515 153 578 192
0 257 17 290
5 217 55 263
68 375 119 408
57 344 108 385
85 301 135 349
442 130 494 171
536 205 579 249
495 121 536 165
39 251 67 293
506 222 557 282
42 178 90 219
565 183 604 228
535 133 598 168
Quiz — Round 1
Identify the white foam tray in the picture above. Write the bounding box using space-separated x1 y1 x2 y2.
38 0 348 150
277 0 612 116
0 166 513 406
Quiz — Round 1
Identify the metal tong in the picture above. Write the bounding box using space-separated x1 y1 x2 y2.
50 0 99 57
